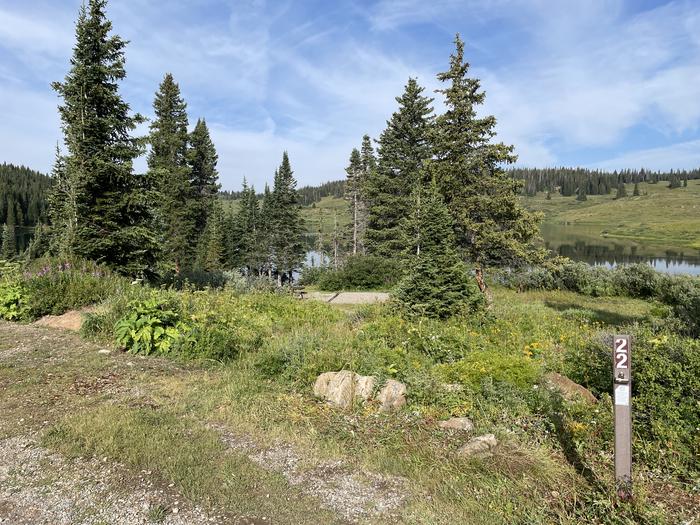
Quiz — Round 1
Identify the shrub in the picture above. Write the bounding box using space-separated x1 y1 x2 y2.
25 264 124 319
0 279 29 321
563 330 700 478
114 293 192 355
611 263 660 298
658 275 700 337
315 255 401 291
393 254 483 319
435 350 541 390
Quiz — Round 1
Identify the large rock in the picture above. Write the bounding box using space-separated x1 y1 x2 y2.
544 372 597 404
438 417 474 432
458 434 498 459
354 374 376 401
376 379 407 412
313 371 376 409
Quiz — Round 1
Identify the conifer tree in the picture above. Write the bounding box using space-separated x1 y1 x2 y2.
46 145 77 256
429 35 540 296
188 118 220 244
394 181 482 319
615 182 627 199
258 184 274 276
344 148 363 255
577 185 588 201
365 78 434 257
195 202 226 271
26 223 49 260
52 0 156 275
269 152 305 284
633 182 640 196
1 224 16 260
148 73 192 271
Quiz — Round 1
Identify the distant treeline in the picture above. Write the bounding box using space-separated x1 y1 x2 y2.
513 167 700 197
221 179 345 206
0 163 51 252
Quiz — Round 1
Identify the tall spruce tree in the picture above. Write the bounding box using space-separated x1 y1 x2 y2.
46 145 77 256
344 148 363 255
195 202 226 271
394 181 482 319
188 118 220 245
269 152 305 284
148 73 192 271
365 79 434 257
429 35 540 295
52 0 156 275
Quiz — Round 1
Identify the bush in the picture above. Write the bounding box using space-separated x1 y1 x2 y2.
658 275 700 337
23 259 125 319
435 350 541 390
114 292 192 355
563 330 700 478
611 264 660 298
315 255 401 291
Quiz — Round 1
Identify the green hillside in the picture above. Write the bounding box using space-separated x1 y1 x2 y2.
524 181 700 249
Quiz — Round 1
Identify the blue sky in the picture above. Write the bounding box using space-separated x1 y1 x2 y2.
1 0 699 190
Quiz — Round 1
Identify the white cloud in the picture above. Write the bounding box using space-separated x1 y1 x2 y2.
591 140 700 172
1 0 700 188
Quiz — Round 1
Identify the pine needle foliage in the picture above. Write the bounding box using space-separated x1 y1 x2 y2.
430 36 541 277
365 79 434 257
51 0 156 275
394 182 483 319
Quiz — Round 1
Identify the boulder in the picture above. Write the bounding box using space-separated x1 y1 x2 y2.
544 372 597 404
438 417 474 432
377 379 407 412
458 434 498 459
313 371 377 409
354 374 376 402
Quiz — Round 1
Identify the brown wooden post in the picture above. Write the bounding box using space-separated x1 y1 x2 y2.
613 334 632 501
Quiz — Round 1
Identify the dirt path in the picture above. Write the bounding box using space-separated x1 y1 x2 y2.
306 292 390 305
0 320 406 524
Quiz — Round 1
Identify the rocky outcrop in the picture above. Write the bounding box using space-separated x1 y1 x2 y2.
458 434 498 459
544 372 597 404
438 417 474 432
313 372 405 412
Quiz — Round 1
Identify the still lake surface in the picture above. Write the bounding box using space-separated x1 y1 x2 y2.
305 225 700 276
540 224 700 276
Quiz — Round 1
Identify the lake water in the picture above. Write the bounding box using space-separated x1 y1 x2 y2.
540 224 700 276
303 226 700 276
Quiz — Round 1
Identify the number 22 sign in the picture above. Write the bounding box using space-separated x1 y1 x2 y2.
613 335 631 384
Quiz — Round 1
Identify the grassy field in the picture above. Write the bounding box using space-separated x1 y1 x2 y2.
1 283 697 523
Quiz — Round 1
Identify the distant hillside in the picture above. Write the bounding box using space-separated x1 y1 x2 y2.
1 163 51 253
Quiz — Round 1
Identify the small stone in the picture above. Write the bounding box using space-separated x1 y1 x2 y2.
544 372 597 404
458 434 498 459
377 379 407 412
438 417 474 432
98 349 110 355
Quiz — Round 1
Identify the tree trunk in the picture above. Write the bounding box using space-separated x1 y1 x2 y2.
474 267 493 307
